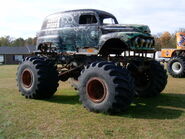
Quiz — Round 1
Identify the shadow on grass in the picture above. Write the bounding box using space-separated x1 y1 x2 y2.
46 94 80 104
123 93 185 119
45 93 185 119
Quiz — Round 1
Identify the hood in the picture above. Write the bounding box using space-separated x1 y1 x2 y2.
101 24 151 34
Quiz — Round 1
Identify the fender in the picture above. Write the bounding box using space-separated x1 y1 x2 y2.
98 32 153 52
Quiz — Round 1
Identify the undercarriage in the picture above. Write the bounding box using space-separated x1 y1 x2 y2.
34 49 156 82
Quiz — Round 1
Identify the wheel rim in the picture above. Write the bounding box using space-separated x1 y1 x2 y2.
21 69 33 88
172 62 182 74
86 77 107 103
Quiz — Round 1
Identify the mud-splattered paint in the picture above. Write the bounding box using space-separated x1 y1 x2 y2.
37 9 155 53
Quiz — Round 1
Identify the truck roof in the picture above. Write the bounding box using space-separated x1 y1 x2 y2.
47 9 115 18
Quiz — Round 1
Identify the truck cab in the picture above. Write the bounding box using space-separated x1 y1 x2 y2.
37 9 154 55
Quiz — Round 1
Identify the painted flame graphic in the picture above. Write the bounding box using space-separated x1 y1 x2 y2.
176 32 185 47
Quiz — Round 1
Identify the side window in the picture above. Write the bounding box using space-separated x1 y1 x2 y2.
79 15 97 24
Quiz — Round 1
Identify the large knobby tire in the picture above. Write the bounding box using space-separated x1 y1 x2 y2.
167 57 185 78
78 62 135 114
127 59 168 97
16 57 59 99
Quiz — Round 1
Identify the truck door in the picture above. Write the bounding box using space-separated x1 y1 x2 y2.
60 13 77 52
76 13 101 49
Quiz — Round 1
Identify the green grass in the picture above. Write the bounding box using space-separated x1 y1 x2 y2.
0 65 185 139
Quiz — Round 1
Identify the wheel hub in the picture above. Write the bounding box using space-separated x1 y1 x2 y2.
172 62 182 74
21 69 33 88
86 77 107 103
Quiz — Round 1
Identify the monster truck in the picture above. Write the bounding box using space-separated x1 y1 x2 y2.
16 9 168 114
161 32 185 78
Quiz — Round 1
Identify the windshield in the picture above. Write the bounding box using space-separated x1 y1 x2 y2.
102 18 116 25
99 14 118 25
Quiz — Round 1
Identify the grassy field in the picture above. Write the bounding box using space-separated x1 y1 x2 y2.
0 65 185 139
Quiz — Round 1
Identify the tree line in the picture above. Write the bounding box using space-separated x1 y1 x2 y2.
0 28 185 50
154 28 185 50
0 36 36 47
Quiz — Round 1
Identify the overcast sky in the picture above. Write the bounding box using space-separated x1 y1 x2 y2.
0 0 185 38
